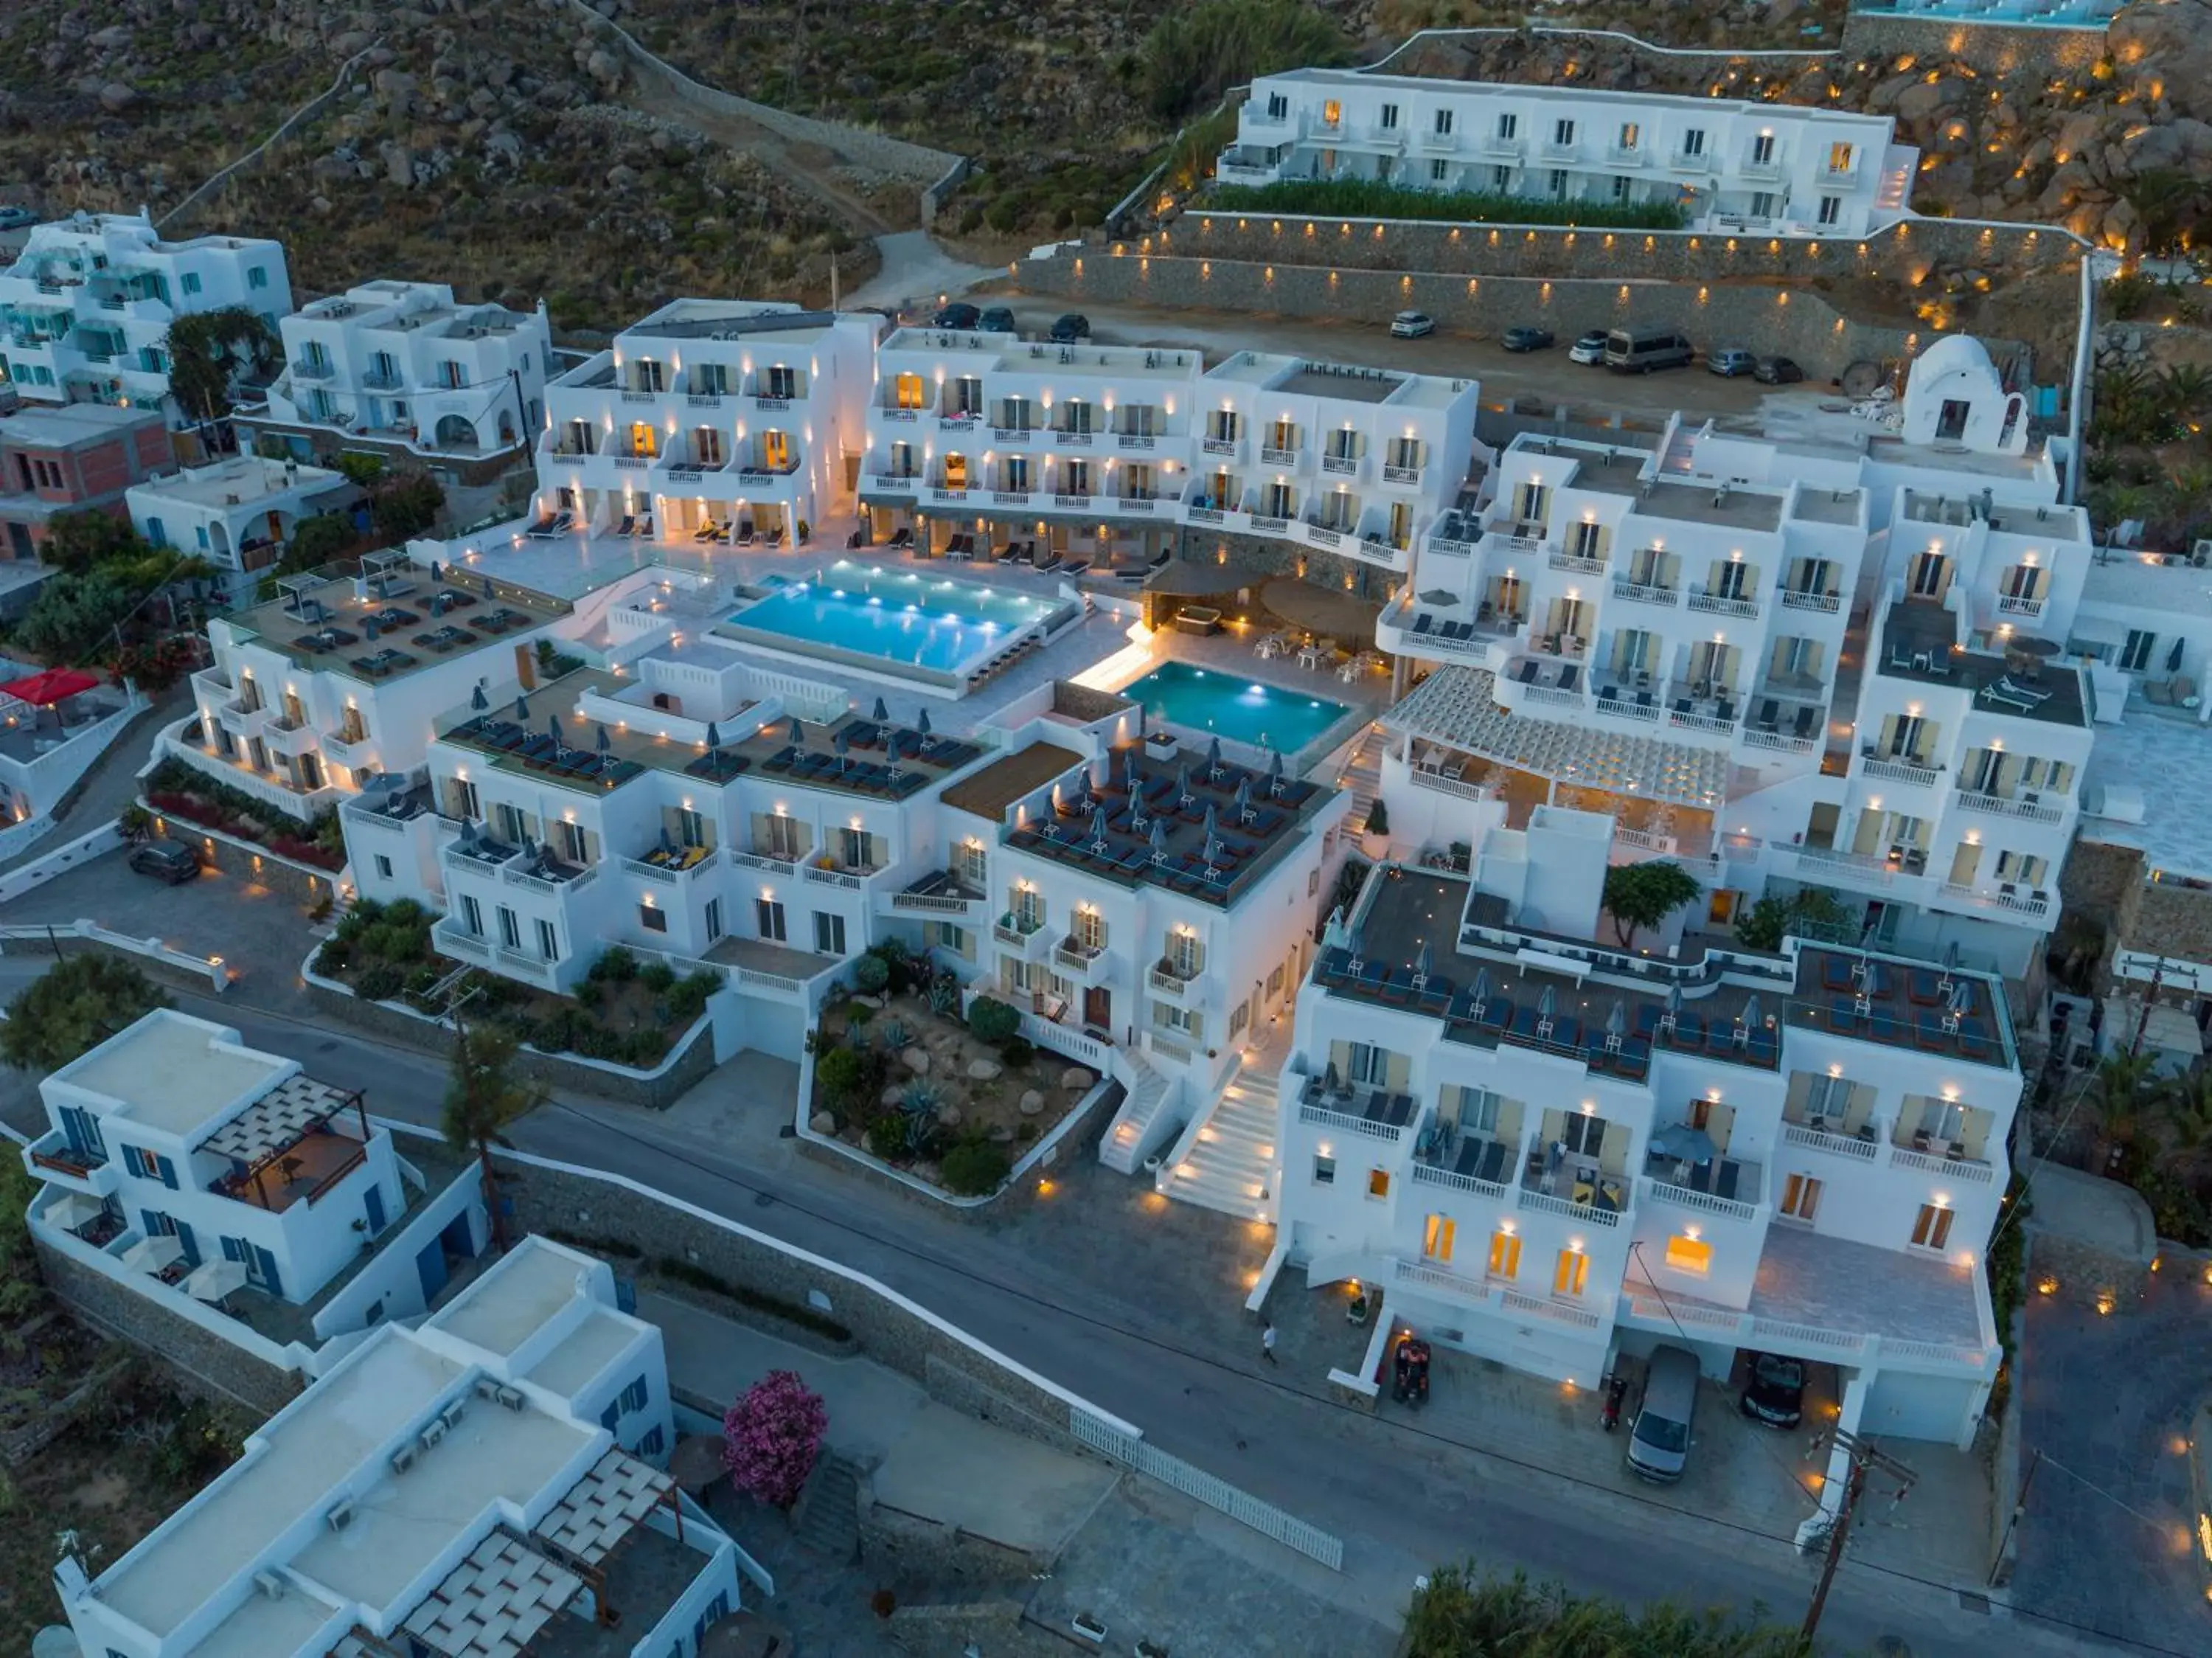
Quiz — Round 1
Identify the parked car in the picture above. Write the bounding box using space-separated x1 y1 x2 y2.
1604 327 1696 374
1738 1353 1806 1428
1627 1345 1701 1482
1390 311 1436 339
1755 355 1806 385
1501 325 1555 353
931 302 981 330
128 841 201 885
0 206 35 231
977 306 1017 333
1568 330 1610 366
1049 313 1091 343
1708 347 1757 378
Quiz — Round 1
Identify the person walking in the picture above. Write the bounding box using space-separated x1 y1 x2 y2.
1260 1321 1279 1364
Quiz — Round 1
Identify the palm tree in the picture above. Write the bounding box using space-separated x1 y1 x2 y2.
441 1018 541 1252
2084 1047 2158 1172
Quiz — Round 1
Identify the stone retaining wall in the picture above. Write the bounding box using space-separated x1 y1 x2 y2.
861 1499 1057 1582
1839 13 2111 78
1015 249 2017 384
149 814 338 908
33 1241 302 1418
1143 209 2063 286
304 978 716 1109
887 1601 1065 1658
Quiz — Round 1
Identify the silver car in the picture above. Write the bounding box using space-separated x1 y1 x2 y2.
1391 311 1436 339
1708 347 1757 378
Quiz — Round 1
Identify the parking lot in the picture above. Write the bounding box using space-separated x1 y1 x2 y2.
977 296 1830 428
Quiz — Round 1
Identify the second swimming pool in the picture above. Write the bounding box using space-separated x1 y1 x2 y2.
1119 661 1349 755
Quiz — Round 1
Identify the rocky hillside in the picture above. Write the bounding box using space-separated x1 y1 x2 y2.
1391 0 2211 252
0 0 864 330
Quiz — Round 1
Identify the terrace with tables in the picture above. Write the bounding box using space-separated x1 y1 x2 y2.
232 556 568 684
1879 596 2090 727
199 1071 372 1214
999 737 1332 908
1312 868 2014 1078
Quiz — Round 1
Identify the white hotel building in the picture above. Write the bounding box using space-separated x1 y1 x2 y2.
542 299 878 547
0 210 291 422
1277 830 2014 1447
1371 335 2094 974
1218 69 1916 237
52 1235 742 1658
861 330 1480 580
249 278 553 468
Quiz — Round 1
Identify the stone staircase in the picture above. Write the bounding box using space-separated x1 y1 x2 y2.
790 1451 862 1564
1156 1069 1281 1221
1098 1045 1183 1174
1337 727 1384 840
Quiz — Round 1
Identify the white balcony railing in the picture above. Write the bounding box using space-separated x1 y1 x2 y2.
1783 1121 1880 1162
1860 754 1942 787
1610 578 1680 608
1889 1144 1997 1184
1640 1175 1761 1224
1687 588 1761 620
1954 788 2065 824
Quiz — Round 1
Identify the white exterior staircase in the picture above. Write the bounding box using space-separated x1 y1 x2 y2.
1155 1068 1281 1221
1097 1044 1182 1174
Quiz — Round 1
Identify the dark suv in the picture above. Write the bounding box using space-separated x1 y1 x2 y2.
128 841 201 884
931 302 981 330
1049 313 1091 344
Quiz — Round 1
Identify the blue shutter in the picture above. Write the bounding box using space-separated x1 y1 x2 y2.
173 1222 198 1268
221 1235 245 1262
254 1247 282 1298
141 1209 163 1238
122 1145 143 1178
600 1400 619 1432
157 1154 178 1190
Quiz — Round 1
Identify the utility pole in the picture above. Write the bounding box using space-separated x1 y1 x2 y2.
2129 959 2165 1058
1801 1429 1917 1644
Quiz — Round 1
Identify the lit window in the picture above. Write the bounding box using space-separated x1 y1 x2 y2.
1422 1215 1455 1263
1910 1203 1954 1251
1487 1229 1521 1280
1366 1168 1391 1199
1664 1234 1712 1275
1554 1248 1589 1297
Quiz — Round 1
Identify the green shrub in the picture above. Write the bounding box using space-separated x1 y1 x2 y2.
1140 0 1352 121
315 938 353 974
967 995 1020 1045
667 969 721 1021
816 1045 866 1106
625 1030 667 1066
901 1079 946 1116
1208 178 1688 232
998 1035 1035 1069
927 973 961 1017
354 963 403 1002
404 965 441 997
941 1142 1011 1196
853 954 891 994
639 961 678 993
1365 798 1389 836
591 946 641 983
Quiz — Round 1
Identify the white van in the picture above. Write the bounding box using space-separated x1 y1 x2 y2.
1627 1345 1700 1482
1605 327 1696 374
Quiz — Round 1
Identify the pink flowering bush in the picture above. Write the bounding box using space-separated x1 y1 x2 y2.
722 1369 828 1510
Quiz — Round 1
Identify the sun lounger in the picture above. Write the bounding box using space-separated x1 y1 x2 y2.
1035 548 1063 572
524 510 559 538
1514 660 1539 684
1413 613 1433 635
613 514 635 538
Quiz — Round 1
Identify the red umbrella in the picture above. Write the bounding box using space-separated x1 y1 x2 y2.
0 667 99 706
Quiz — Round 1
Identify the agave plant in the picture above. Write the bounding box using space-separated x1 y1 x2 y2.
927 972 961 1018
901 1078 947 1117
877 1017 912 1051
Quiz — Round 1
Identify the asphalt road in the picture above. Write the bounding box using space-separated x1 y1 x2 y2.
0 956 2167 1658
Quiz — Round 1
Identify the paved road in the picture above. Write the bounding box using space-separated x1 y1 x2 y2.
1 956 2164 1658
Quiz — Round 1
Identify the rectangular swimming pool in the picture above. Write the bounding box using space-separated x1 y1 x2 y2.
1120 662 1350 756
722 563 1065 680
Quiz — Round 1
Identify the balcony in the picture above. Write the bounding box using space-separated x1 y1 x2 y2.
1540 139 1580 162
869 471 920 492
1548 549 1607 577
1782 1118 1880 1162
1819 159 1858 184
992 423 1036 444
1261 445 1298 466
1297 1077 1416 1143
442 838 521 881
361 367 406 392
886 868 984 918
730 847 799 877
1054 935 1107 978
1607 144 1648 167
1413 1130 1514 1200
1780 587 1842 614
1741 156 1784 181
1117 430 1161 452
1888 1136 1997 1184
930 486 970 504
1669 148 1712 173
263 716 318 757
1953 787 2065 825
1320 452 1361 478
290 358 335 382
1051 427 1096 449
1382 461 1422 485
1686 586 1761 620
801 860 874 891
1200 434 1243 459
994 909 1048 953
1517 1171 1628 1227
1610 577 1680 609
1148 959 1200 998
621 844 720 885
879 406 922 423
24 1129 119 1196
1859 749 1943 787
1480 133 1521 158
1641 1148 1764 1224
1938 881 2053 923
1996 593 2045 620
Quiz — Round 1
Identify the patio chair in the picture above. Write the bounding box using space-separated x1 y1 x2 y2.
1793 706 1817 740
613 514 636 538
1558 665 1580 693
524 510 559 538
1514 660 1539 684
735 519 758 547
692 518 721 544
1412 612 1433 636
1756 698 1779 731
636 514 655 539
1635 690 1654 711
1036 547 1063 572
1715 698 1735 723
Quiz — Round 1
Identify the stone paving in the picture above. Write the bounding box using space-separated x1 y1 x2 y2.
2013 1269 2212 1653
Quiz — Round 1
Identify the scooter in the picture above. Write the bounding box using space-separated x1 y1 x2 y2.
1601 1371 1629 1432
1393 1336 1432 1408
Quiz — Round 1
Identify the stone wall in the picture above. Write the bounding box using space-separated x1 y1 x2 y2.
2060 836 2141 930
499 1157 1103 1452
1141 209 2063 288
150 816 337 908
1014 250 2002 384
34 1240 302 1418
304 978 717 1109
887 1600 1067 1658
862 1499 1057 1581
1838 13 2112 79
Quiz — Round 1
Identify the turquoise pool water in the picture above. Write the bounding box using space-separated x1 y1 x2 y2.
726 563 1058 674
1121 662 1349 755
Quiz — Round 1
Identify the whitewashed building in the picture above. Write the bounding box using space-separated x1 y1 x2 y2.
128 452 354 607
0 210 291 421
20 1010 407 1307
1276 839 2014 1446
251 278 552 467
543 299 878 547
1219 70 1916 237
50 1234 741 1658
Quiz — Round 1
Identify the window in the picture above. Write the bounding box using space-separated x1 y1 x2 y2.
1682 128 1705 156
1827 140 1854 175
1487 1228 1521 1280
1554 1247 1589 1298
121 1146 177 1188
1321 99 1342 128
620 1374 650 1413
1910 1203 1955 1251
1422 1215 1455 1263
638 1425 665 1457
1994 850 2049 887
1492 164 1512 192
1817 195 1841 226
705 898 724 943
1612 176 1631 203
1560 1110 1605 1158
247 266 268 290
1380 103 1399 130
1495 112 1514 140
1435 108 1454 136
1313 1154 1335 1185
1346 1041 1388 1085
1366 1168 1390 1199
756 898 786 941
2120 628 2157 673
1751 133 1776 165
497 906 521 949
1430 158 1450 183
838 825 877 869
1780 1173 1822 1222
181 271 203 295
639 903 668 934
1664 1234 1713 1275
1569 520 1602 559
1552 118 1575 147
553 820 587 864
535 918 558 959
459 894 483 937
765 364 798 398
375 853 393 880
1548 168 1568 199
1265 92 1288 121
1617 122 1640 152
1750 191 1775 220
1073 904 1105 951
814 911 846 954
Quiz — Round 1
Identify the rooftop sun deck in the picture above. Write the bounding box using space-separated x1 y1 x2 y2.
1880 597 2088 726
1317 870 2015 1078
229 564 568 684
58 1016 289 1139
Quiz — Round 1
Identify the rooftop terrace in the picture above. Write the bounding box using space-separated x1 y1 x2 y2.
1315 868 2014 1078
1879 597 2089 726
999 738 1333 909
226 561 568 684
57 1013 288 1139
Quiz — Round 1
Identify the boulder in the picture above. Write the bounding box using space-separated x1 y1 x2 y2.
900 1047 931 1075
936 1105 962 1128
604 163 639 190
1893 77 1966 127
380 142 416 188
585 48 623 85
967 1058 1003 1081
987 1125 1015 1145
97 83 137 114
809 1111 837 1134
880 1084 905 1108
89 26 133 51
1019 1089 1046 1116
1061 1066 1095 1092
